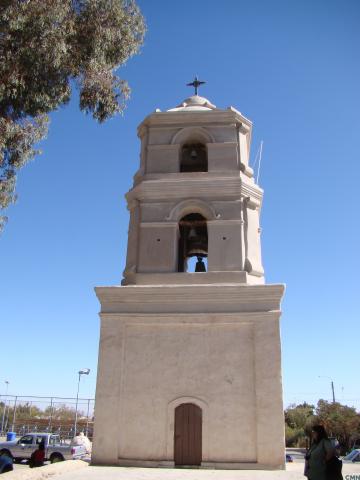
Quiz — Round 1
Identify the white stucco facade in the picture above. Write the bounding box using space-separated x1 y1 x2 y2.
93 94 285 469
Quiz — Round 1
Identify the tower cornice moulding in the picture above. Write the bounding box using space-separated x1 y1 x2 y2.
95 284 285 315
137 110 252 136
126 177 263 205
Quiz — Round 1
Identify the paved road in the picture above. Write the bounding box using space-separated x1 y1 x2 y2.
9 459 360 480
41 462 360 480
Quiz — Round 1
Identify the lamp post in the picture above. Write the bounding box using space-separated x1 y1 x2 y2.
1 381 9 435
318 375 336 403
74 369 90 438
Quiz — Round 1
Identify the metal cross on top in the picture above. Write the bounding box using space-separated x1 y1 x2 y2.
186 76 206 95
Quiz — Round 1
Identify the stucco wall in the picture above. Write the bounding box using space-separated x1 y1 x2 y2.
93 302 285 468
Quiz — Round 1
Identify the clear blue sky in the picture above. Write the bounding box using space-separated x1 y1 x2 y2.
1 0 359 411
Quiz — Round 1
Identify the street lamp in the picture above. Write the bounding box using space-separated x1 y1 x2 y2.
1 381 10 435
74 369 90 438
318 375 336 403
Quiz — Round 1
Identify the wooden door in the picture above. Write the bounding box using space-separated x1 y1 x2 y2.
174 403 202 466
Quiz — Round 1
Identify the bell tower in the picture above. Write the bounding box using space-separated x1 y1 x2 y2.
122 90 265 285
93 87 285 469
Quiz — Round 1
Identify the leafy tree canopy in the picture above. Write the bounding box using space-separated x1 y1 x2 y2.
285 402 315 448
314 400 360 448
0 0 145 231
44 404 77 421
285 402 315 431
284 400 360 451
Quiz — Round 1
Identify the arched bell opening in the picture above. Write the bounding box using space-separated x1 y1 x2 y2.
180 143 207 172
178 213 208 273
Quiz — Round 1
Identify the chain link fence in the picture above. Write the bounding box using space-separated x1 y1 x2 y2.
0 395 94 440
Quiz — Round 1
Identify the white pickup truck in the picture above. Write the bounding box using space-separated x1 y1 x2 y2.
0 433 87 463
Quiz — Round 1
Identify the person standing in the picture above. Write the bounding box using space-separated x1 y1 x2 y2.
305 425 335 480
29 441 45 468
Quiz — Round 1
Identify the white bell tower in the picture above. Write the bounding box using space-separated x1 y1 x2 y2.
93 85 285 469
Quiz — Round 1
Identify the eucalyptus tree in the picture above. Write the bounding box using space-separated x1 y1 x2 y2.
0 0 145 231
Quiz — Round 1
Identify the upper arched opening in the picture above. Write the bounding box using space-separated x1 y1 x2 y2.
171 126 215 145
180 143 207 172
167 199 216 223
171 127 214 173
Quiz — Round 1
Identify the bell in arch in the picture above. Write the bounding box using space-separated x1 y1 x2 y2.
180 143 208 172
186 226 208 258
190 148 197 159
178 213 208 272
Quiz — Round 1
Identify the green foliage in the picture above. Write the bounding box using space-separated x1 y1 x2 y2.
0 115 48 229
0 0 145 231
284 400 360 451
11 402 43 421
1 401 85 433
313 400 360 450
285 402 315 430
285 424 307 448
285 402 315 447
44 404 76 421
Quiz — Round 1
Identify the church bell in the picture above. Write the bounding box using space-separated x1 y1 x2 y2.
178 213 208 272
186 226 208 257
190 148 197 159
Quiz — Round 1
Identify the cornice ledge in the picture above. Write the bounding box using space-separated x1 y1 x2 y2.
95 284 285 304
126 178 264 203
99 311 281 322
137 110 252 129
241 183 263 206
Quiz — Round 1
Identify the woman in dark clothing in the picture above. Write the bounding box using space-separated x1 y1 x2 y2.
305 425 335 480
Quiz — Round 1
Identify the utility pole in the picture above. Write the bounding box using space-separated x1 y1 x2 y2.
318 376 336 403
1 380 9 434
11 396 18 432
74 369 90 437
331 380 336 403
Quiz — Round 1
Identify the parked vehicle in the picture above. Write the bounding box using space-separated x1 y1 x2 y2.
0 433 87 463
286 453 294 462
342 449 360 463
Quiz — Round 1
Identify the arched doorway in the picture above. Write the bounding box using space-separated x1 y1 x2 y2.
174 403 202 466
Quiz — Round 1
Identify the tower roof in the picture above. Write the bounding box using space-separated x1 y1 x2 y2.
167 95 217 112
